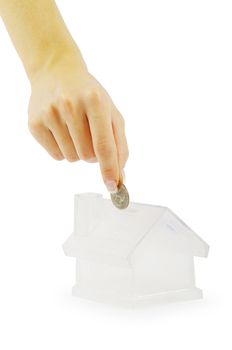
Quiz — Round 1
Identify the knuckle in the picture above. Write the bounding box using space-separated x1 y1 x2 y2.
28 118 41 135
120 116 125 128
85 88 102 106
59 97 73 113
124 144 129 157
80 152 90 161
122 150 129 165
66 154 79 162
102 167 115 179
126 148 129 160
60 100 79 124
77 145 91 161
49 103 58 115
96 139 113 157
52 153 64 161
80 151 95 162
116 113 125 129
46 106 59 126
121 148 129 161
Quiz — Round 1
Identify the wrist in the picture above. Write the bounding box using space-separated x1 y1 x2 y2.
28 43 87 84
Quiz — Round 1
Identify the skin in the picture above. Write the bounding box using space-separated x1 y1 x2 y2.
0 0 129 192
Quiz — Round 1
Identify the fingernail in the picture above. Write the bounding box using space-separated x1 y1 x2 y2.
105 180 118 193
118 169 125 187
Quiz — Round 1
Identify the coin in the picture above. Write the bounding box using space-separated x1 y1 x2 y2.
111 183 130 210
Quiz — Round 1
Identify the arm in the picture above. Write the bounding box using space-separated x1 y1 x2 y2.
0 0 128 192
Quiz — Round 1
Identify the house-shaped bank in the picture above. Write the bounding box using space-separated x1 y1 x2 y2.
63 193 209 306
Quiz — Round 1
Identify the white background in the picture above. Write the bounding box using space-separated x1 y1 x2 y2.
0 0 231 349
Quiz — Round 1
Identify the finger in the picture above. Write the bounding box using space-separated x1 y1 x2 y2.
28 121 64 160
84 94 119 191
60 100 96 162
111 106 129 170
47 106 79 162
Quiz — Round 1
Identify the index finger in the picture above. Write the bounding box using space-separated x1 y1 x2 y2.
85 94 120 192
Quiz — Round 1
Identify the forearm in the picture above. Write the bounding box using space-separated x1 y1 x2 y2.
0 0 85 81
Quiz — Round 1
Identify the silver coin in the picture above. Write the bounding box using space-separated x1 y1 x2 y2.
111 184 130 209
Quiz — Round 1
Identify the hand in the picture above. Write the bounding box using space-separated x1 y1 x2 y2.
28 54 129 192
